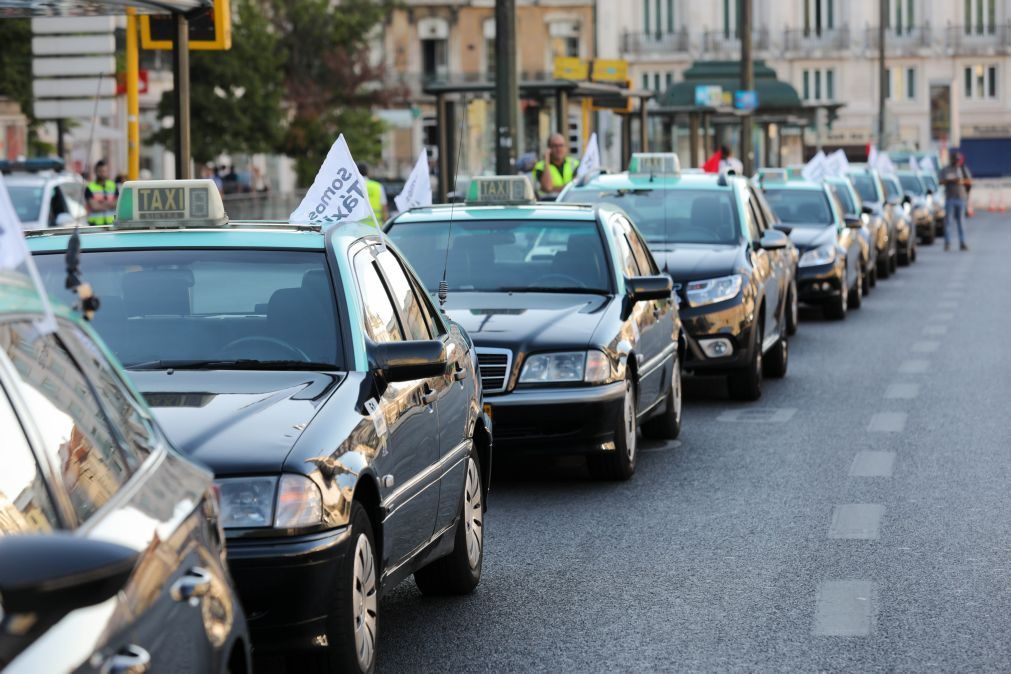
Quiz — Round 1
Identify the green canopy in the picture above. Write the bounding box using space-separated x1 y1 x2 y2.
659 60 802 111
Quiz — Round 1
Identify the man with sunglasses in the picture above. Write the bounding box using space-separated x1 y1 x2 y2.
533 133 579 198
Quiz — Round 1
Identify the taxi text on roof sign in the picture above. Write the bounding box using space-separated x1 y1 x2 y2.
628 153 681 176
466 176 536 205
115 179 228 229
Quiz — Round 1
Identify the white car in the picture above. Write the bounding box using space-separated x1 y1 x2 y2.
3 159 88 229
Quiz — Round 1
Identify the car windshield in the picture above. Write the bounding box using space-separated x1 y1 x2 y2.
34 249 343 370
923 175 939 192
849 174 880 203
899 174 926 195
8 184 44 222
882 178 901 200
831 184 858 216
763 188 834 226
560 188 740 245
388 220 611 294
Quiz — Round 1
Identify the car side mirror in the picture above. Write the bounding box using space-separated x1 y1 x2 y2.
861 205 874 215
845 217 863 229
759 229 789 250
626 275 672 303
372 340 448 383
0 533 138 615
54 213 74 227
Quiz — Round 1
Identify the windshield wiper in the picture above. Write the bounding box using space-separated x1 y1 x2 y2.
497 286 611 295
126 359 340 371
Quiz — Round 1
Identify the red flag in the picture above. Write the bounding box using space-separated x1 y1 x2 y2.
703 150 722 174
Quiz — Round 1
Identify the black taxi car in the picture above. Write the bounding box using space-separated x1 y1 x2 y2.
28 180 490 673
560 156 796 402
846 167 899 278
387 175 682 480
0 273 249 673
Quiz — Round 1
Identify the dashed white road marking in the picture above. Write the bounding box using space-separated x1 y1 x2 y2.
899 360 930 374
923 325 949 336
850 451 895 477
814 581 877 636
912 341 940 354
885 383 919 399
717 408 796 423
828 504 885 540
868 412 907 433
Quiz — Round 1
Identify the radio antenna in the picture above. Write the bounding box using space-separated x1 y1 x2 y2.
439 102 468 307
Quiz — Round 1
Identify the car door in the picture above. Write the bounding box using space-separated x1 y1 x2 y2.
353 246 441 568
750 187 788 338
0 319 223 674
374 246 469 534
743 191 777 343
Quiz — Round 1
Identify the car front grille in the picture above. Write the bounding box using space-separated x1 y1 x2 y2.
475 347 512 394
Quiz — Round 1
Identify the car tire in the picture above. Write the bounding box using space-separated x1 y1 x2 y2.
849 268 863 309
587 376 637 481
861 262 872 295
785 282 799 336
923 221 936 245
877 251 891 279
727 321 763 401
825 284 848 321
642 358 683 440
763 334 788 379
414 451 484 596
890 253 898 274
869 265 878 288
911 241 917 263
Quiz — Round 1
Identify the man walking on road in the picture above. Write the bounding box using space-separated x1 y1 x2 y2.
940 152 971 251
532 133 579 198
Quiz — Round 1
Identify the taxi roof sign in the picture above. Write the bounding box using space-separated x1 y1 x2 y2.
756 168 788 184
115 179 227 229
466 176 536 205
629 153 681 176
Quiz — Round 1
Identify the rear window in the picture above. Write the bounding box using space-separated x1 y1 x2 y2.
763 188 835 226
831 184 857 216
899 174 925 195
849 174 880 203
8 184 45 222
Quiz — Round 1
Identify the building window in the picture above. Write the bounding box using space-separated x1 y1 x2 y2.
804 0 835 36
905 67 916 99
886 68 893 99
665 72 674 92
964 64 998 99
644 0 676 37
549 20 581 59
723 0 741 39
826 70 835 100
965 0 997 35
418 17 450 83
802 70 810 100
886 0 916 35
484 20 496 80
642 73 650 90
802 68 835 101
884 67 915 101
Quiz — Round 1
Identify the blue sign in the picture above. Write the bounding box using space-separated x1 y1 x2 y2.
695 85 722 107
735 90 758 112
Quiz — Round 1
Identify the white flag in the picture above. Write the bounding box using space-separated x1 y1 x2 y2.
575 132 601 180
394 150 433 213
825 149 850 178
868 145 879 169
919 156 935 173
0 172 57 334
289 134 379 228
909 157 918 171
802 150 828 183
875 152 897 176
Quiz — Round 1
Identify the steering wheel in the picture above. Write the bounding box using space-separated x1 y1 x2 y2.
217 336 311 362
532 273 586 288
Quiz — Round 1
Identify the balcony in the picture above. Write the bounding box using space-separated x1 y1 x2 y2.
944 23 1011 55
782 27 851 53
700 28 771 58
863 25 935 53
620 29 691 57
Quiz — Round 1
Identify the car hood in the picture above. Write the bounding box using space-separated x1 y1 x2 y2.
444 292 610 351
649 243 741 283
779 225 836 251
130 370 343 476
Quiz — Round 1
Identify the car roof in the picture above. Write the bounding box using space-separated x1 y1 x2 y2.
389 202 600 225
762 180 825 192
566 172 735 192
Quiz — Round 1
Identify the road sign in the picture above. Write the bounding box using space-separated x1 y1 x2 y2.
734 90 758 112
32 35 115 56
34 99 116 119
33 78 116 98
116 70 150 96
33 56 116 77
141 0 232 51
553 57 589 81
31 17 114 34
591 79 633 114
694 85 723 107
591 59 628 83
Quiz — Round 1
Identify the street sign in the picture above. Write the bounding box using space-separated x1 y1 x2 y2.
141 0 232 51
32 19 116 122
31 17 114 34
734 90 759 112
33 56 116 77
116 70 150 96
553 57 589 81
34 99 116 119
591 59 628 83
591 79 633 114
32 35 115 56
33 78 116 98
694 85 723 107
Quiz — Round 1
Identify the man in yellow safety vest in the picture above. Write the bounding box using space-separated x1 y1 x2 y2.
532 133 579 198
357 162 388 223
86 160 118 226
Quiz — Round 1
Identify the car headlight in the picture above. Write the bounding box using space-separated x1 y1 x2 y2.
217 475 322 530
685 274 743 307
519 350 611 384
799 244 836 268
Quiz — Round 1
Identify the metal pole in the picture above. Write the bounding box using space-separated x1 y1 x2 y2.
689 112 700 167
878 0 887 151
56 119 65 161
621 114 632 167
436 93 449 202
639 101 649 153
494 0 517 174
126 8 141 180
740 0 754 174
555 89 569 135
172 12 191 179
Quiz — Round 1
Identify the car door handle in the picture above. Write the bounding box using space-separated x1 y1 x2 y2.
102 645 151 674
170 566 212 603
421 385 438 405
453 363 467 381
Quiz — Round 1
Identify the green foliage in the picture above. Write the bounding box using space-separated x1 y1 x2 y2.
0 18 51 155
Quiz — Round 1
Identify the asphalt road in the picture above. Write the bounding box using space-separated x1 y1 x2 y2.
374 212 1011 672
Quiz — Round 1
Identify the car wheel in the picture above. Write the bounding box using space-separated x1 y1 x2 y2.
587 376 637 480
414 452 484 595
869 265 878 288
890 252 898 274
785 282 799 336
923 221 936 245
642 357 683 440
727 321 763 401
763 333 788 379
911 241 917 263
862 263 872 295
825 284 848 321
849 268 863 310
877 251 891 279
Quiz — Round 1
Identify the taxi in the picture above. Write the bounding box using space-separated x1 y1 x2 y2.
386 175 682 481
560 155 796 402
761 180 865 320
880 173 918 266
26 180 491 673
825 176 879 293
896 169 940 245
846 166 899 278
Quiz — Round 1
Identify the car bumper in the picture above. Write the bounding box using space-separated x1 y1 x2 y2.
226 526 352 652
679 295 756 374
797 262 844 303
484 382 625 452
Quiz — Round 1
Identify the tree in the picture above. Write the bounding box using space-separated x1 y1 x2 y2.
0 18 52 155
152 0 286 164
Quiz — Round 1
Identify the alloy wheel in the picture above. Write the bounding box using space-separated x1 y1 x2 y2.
623 380 636 463
672 359 683 423
463 457 484 570
352 532 378 671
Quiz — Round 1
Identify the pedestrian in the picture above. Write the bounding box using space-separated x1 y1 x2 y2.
703 145 728 173
202 163 224 192
85 159 118 226
532 133 579 198
940 151 971 251
357 162 389 222
252 165 271 194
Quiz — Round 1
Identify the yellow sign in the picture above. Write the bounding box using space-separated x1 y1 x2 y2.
553 57 589 81
591 59 629 83
141 0 232 51
466 176 535 205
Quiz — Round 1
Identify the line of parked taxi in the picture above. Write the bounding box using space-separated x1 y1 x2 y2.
1 152 944 673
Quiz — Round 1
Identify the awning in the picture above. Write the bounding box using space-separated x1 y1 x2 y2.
0 0 210 16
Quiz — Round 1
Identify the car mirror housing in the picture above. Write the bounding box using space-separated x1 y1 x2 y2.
0 533 138 615
759 229 789 250
845 217 863 229
372 340 448 383
861 205 874 216
626 275 672 303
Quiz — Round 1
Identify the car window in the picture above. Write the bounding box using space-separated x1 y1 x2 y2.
48 187 69 227
7 184 45 222
748 188 771 232
375 248 431 341
625 225 659 275
831 184 858 217
59 182 87 219
753 188 781 226
848 174 880 203
611 218 640 277
763 188 835 227
742 194 762 242
0 380 59 534
0 321 132 524
354 250 404 343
